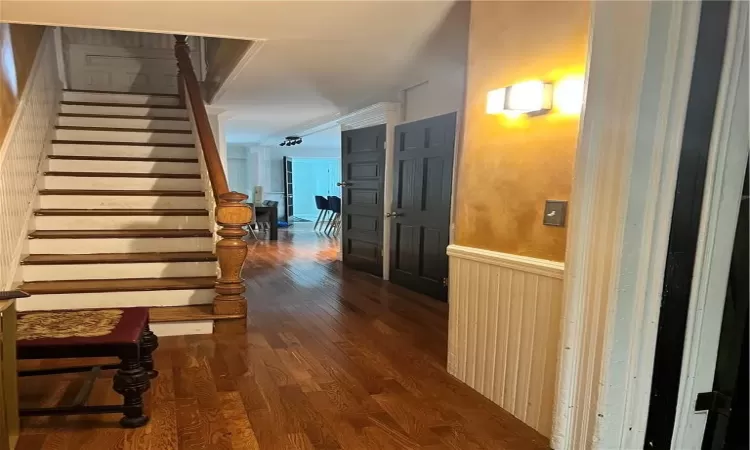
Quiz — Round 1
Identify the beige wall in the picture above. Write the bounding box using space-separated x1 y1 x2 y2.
0 23 45 145
454 1 590 262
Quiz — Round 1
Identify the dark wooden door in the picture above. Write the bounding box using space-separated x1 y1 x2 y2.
389 112 456 300
341 125 386 276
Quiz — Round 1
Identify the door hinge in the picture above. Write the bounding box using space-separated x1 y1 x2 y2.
442 277 449 287
695 390 732 415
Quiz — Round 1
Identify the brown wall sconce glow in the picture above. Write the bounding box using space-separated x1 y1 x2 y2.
486 77 584 117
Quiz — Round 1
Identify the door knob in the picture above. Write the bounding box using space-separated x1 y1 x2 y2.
386 212 403 218
337 181 352 187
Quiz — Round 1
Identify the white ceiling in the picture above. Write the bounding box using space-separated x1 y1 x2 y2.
215 2 468 146
2 0 468 147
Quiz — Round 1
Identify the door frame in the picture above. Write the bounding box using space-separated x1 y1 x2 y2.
670 3 748 447
552 1 722 448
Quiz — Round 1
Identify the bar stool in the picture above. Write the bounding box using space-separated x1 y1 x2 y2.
325 196 342 235
313 195 331 230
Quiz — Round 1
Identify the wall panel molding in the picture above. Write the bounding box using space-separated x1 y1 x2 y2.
447 245 564 279
0 29 61 289
447 244 564 437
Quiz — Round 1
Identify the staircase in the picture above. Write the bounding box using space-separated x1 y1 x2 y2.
16 89 239 335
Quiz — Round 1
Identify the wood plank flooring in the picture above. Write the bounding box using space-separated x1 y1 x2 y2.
15 224 549 449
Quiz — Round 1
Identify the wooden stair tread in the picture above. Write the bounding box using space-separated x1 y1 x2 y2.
61 101 184 109
63 89 180 98
29 229 212 239
35 209 208 216
22 252 217 265
48 155 198 163
18 276 216 295
52 140 194 148
59 113 188 121
56 125 192 134
149 305 244 323
44 171 201 179
39 189 205 197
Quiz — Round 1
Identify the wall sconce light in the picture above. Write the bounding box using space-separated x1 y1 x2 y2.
553 76 585 114
486 78 584 116
486 80 553 115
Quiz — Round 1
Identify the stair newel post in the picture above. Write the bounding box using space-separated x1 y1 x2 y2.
174 35 188 107
214 192 251 326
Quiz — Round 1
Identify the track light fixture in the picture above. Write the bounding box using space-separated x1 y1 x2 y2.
279 136 303 147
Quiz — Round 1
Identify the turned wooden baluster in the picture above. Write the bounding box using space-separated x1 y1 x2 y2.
214 192 251 316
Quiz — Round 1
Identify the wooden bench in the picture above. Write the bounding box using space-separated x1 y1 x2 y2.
16 307 158 428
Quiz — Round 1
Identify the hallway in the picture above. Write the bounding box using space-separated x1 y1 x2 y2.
16 226 548 449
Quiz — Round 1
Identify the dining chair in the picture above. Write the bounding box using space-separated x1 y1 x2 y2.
325 196 342 235
313 195 331 230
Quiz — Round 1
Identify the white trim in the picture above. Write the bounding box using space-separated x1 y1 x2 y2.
53 26 67 89
150 320 214 337
672 3 749 448
552 2 701 449
382 103 402 280
447 245 564 279
198 36 207 82
211 40 265 104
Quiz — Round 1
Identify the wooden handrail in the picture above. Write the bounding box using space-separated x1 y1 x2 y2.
174 35 230 201
174 35 250 332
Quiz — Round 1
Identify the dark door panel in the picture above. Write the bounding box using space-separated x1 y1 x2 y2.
389 112 456 300
341 125 386 276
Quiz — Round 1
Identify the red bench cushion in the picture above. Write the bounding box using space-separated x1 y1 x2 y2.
17 307 149 359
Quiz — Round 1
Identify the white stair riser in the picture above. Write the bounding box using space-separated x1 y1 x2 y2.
63 91 181 106
16 289 214 311
42 176 203 191
60 103 187 118
46 159 200 174
23 261 216 281
55 128 194 145
151 321 214 336
52 143 196 159
58 115 191 131
39 195 206 209
34 215 209 230
29 237 213 254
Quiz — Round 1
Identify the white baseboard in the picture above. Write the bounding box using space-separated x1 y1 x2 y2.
151 320 214 337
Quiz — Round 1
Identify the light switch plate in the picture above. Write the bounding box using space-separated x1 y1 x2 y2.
543 200 567 227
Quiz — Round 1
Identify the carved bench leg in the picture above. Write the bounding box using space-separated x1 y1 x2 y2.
139 325 159 379
113 356 150 428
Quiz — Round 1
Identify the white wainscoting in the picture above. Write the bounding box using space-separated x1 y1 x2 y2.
446 244 564 437
0 30 61 290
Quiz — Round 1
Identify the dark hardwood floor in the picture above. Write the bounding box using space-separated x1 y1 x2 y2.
15 224 549 449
